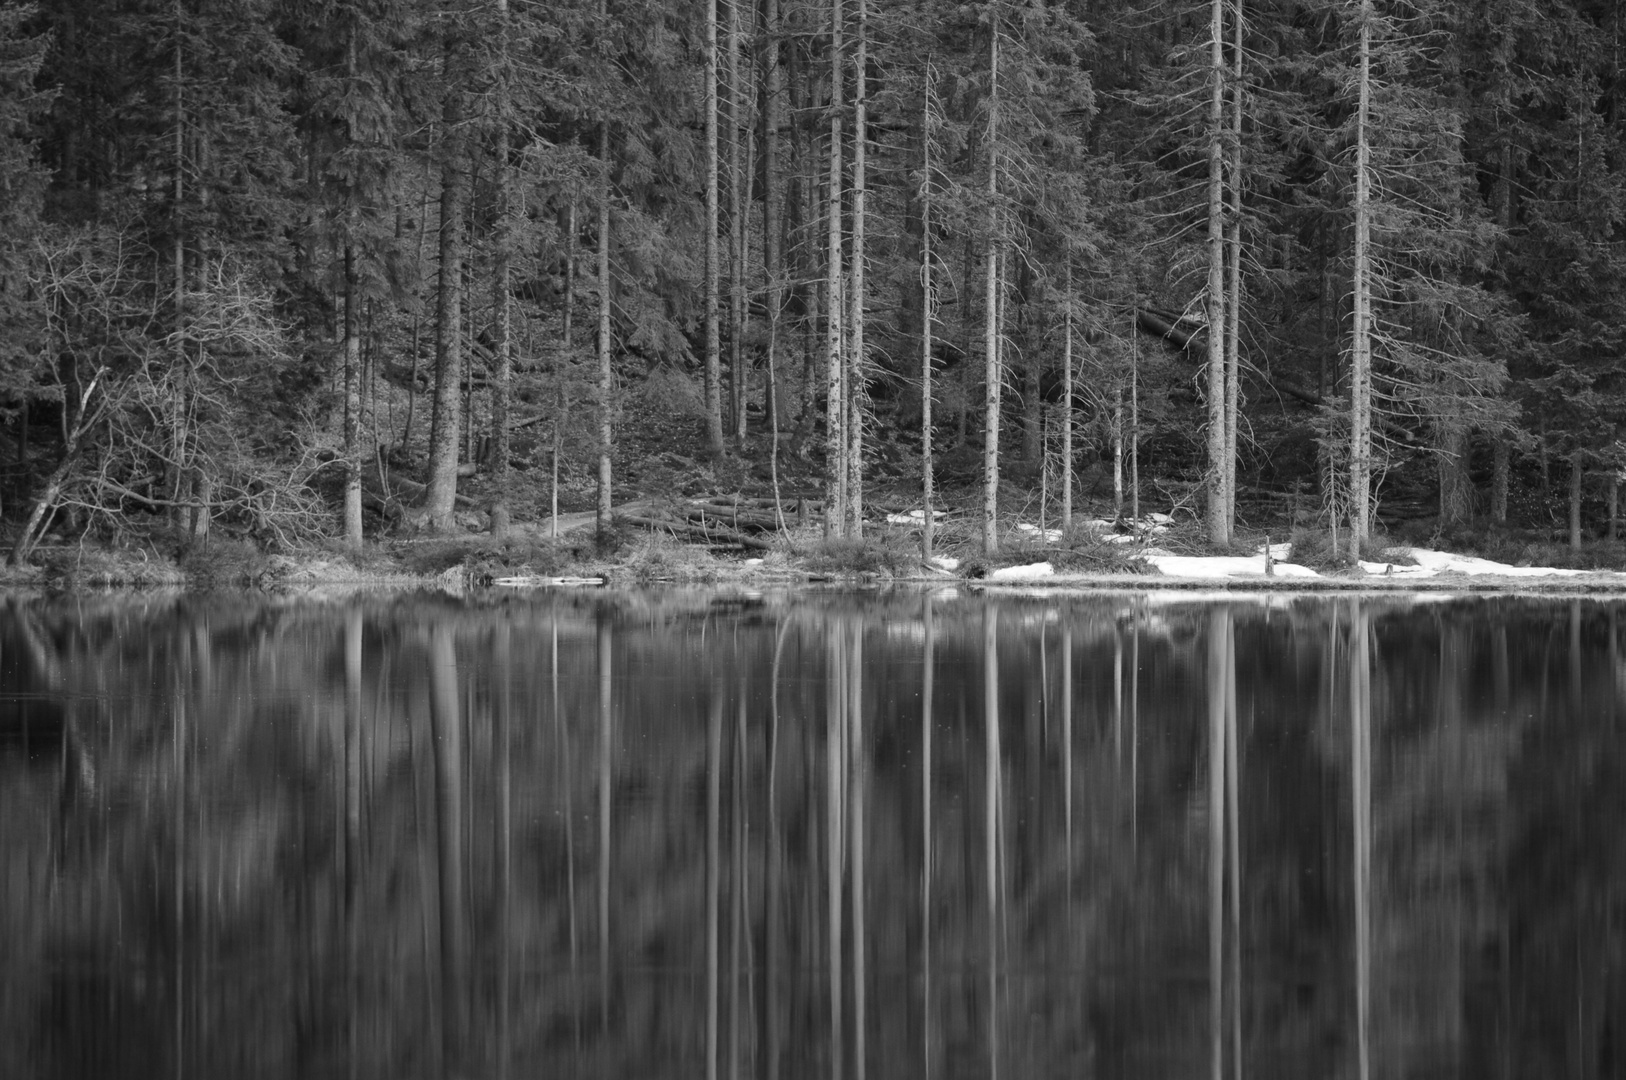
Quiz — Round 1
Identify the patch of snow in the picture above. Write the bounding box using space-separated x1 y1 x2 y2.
1401 547 1588 577
885 509 947 525
1357 560 1435 578
742 558 765 567
988 561 1055 581
929 555 960 571
1014 522 1064 542
1146 554 1319 578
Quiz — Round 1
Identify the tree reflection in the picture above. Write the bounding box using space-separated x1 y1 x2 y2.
0 591 1622 1079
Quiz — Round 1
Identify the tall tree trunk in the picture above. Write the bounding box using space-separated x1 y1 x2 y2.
762 0 784 436
826 0 846 536
1204 0 1229 545
920 69 935 559
426 64 467 532
847 0 867 537
1224 0 1242 529
1113 383 1124 520
341 29 363 548
706 0 726 455
1610 469 1619 542
1349 2 1374 549
1061 263 1074 529
1439 425 1473 527
343 240 364 546
728 0 747 443
171 0 190 534
1131 325 1141 521
1491 140 1514 525
1570 451 1584 550
1491 438 1509 524
596 49 614 541
489 0 513 539
982 9 1000 555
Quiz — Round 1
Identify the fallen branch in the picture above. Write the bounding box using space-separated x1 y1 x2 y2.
620 512 776 551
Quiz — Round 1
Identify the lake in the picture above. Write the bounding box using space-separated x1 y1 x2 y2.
0 588 1621 1079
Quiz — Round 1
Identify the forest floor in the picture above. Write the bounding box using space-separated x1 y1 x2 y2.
6 390 1626 593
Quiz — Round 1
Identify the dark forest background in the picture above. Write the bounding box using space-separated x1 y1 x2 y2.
0 0 1624 556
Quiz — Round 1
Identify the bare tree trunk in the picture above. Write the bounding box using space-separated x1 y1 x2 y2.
596 58 614 541
341 30 364 548
426 65 467 532
1224 0 1243 529
981 12 1000 555
1131 321 1141 522
762 0 783 428
920 69 935 559
343 240 364 545
172 0 186 534
11 373 102 566
705 0 726 456
489 0 513 539
1112 384 1124 520
1439 426 1473 527
1491 438 1509 524
728 0 747 443
1610 470 1618 541
1204 0 1229 545
1570 451 1584 550
826 0 846 536
1349 3 1374 549
1061 262 1074 529
847 0 867 537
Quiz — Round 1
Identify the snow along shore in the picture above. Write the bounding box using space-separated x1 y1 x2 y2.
970 519 1602 585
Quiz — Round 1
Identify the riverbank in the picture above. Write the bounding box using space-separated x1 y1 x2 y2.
6 517 1626 595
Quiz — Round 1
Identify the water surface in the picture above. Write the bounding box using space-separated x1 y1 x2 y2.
1 589 1622 1079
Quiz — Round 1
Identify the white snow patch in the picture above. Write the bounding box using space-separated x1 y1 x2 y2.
886 509 947 525
1014 522 1065 542
929 555 961 571
1400 547 1588 577
988 561 1055 581
1146 554 1318 579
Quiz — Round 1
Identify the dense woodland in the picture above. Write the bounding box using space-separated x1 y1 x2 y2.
1 0 1625 558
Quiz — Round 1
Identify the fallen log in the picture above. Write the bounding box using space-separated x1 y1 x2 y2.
620 512 777 551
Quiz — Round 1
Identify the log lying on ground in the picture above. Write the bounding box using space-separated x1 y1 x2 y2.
619 512 776 551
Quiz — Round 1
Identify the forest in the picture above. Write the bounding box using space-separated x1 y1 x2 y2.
0 0 1624 561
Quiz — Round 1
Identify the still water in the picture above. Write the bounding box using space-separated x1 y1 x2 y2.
0 589 1621 1080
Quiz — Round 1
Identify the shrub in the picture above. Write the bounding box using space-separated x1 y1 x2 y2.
804 533 918 577
1286 526 1402 570
179 537 267 586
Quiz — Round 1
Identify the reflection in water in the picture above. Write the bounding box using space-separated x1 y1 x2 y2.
1 590 1625 1079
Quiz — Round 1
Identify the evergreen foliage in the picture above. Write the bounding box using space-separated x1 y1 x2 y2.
0 0 1623 551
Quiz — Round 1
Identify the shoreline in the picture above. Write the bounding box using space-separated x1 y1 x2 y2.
6 531 1626 596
